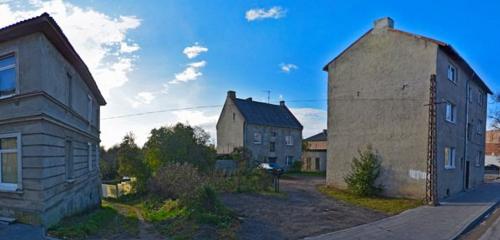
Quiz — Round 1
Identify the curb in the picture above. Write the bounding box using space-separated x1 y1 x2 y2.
451 201 500 240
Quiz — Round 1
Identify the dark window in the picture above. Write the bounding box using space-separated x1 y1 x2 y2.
65 140 74 180
270 142 275 152
0 54 16 98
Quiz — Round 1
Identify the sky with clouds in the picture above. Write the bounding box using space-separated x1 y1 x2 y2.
1 0 499 148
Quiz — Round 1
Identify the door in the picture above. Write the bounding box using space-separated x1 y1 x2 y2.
315 158 320 171
465 161 470 189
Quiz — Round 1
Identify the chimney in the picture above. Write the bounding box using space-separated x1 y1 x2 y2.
373 17 394 29
246 97 252 101
279 100 285 106
227 90 236 100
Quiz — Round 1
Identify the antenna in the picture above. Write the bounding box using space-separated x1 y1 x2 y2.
263 90 271 103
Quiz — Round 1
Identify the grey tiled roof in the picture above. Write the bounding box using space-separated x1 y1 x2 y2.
233 98 303 130
304 130 327 141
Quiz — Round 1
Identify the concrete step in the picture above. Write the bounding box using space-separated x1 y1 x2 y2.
0 217 16 225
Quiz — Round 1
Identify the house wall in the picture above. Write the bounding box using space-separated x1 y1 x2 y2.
302 150 327 171
244 124 302 167
326 27 437 199
216 97 245 154
435 48 487 198
0 33 101 226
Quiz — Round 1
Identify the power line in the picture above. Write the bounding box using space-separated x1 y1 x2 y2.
102 105 223 120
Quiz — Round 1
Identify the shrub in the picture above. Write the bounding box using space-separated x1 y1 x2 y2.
236 168 273 193
189 186 235 227
149 162 205 201
290 160 302 172
344 145 383 196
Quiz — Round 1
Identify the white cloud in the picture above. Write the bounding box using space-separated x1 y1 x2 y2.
129 91 156 108
0 0 141 98
245 6 286 21
169 61 207 84
280 63 298 73
183 43 208 59
289 108 327 138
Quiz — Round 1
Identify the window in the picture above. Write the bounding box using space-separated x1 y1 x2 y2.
285 136 293 146
253 132 262 144
447 65 457 83
88 143 92 171
315 158 320 171
270 142 275 152
67 72 72 107
478 90 484 107
467 123 472 140
95 144 100 170
306 157 311 170
445 102 456 123
476 151 482 167
477 120 483 135
444 147 456 169
271 131 277 137
87 95 93 128
285 156 294 166
65 140 74 180
468 87 473 103
0 133 21 191
232 113 235 121
0 54 16 98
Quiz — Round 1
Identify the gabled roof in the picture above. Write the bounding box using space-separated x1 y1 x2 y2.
232 98 303 130
0 13 106 105
322 25 492 94
304 130 327 141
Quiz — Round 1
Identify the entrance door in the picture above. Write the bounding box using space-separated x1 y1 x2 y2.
465 161 470 189
315 158 320 171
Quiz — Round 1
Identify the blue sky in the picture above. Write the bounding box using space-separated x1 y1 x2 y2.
1 0 499 147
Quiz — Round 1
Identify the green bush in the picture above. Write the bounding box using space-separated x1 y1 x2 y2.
149 162 205 201
290 160 303 172
344 145 383 196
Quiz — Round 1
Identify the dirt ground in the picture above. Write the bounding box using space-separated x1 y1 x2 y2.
220 176 387 240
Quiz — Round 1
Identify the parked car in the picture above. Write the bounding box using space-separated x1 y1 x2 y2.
259 162 285 175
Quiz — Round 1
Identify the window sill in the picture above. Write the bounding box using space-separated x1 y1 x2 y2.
444 166 455 170
0 188 22 194
65 179 76 184
445 120 456 125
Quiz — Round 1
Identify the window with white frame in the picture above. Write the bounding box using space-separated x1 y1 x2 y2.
87 95 93 128
88 143 92 171
445 102 456 123
95 144 100 170
0 54 16 98
285 156 294 166
468 87 473 103
447 65 457 83
253 132 262 144
475 151 482 167
285 136 293 146
444 147 456 169
0 133 21 191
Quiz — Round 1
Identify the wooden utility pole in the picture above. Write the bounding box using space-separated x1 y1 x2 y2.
426 74 439 206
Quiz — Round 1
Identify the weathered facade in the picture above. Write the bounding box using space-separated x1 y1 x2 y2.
217 91 303 167
0 14 105 226
302 130 327 172
325 17 490 200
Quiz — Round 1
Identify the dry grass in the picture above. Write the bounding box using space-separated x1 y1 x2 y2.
318 185 423 215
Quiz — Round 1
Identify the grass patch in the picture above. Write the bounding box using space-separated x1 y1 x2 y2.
318 185 422 215
48 203 139 240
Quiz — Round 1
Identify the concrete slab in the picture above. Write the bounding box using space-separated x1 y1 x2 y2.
0 223 45 240
306 183 500 240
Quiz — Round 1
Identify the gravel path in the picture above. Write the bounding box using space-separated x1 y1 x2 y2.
220 176 387 240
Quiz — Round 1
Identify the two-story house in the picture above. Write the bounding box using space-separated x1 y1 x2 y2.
217 91 303 167
325 17 491 201
0 14 105 226
302 130 327 172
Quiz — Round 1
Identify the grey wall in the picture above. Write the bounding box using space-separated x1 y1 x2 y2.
435 48 487 198
244 124 302 167
326 26 437 199
0 33 101 226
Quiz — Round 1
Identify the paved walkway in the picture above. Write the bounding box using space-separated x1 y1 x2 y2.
307 183 500 240
0 223 45 240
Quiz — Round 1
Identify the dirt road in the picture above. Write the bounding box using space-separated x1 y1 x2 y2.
220 176 387 240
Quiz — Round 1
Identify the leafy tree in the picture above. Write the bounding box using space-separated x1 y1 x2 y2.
344 145 383 196
143 123 216 173
99 145 120 180
117 133 149 192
